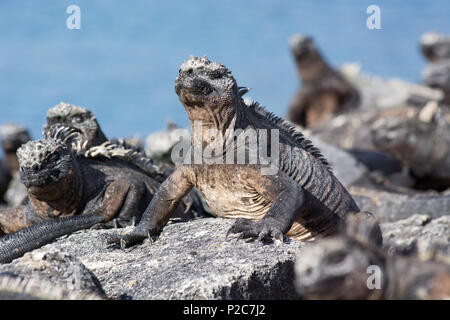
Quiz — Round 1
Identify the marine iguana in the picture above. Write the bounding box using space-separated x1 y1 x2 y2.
421 31 450 63
0 127 191 262
0 124 30 205
295 215 450 299
287 34 360 127
370 102 450 190
106 55 372 248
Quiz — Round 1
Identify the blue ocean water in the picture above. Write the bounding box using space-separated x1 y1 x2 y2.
0 0 449 142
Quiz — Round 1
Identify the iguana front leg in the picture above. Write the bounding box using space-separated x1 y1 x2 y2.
227 169 304 242
105 166 194 248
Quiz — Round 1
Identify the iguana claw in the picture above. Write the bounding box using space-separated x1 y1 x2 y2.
227 218 285 244
105 227 150 249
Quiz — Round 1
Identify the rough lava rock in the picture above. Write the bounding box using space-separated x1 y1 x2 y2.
0 249 105 298
1 218 302 300
381 214 450 255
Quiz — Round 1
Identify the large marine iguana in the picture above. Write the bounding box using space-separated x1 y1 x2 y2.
287 34 360 128
0 128 191 262
106 56 373 248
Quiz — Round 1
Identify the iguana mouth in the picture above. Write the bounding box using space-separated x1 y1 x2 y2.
175 73 213 97
20 167 64 188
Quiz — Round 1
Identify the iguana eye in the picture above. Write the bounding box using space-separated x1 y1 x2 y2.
72 115 83 124
208 70 223 79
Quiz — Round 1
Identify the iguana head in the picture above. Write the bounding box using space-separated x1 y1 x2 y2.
296 214 385 299
44 102 107 148
0 123 30 154
289 34 322 68
420 31 450 63
175 56 241 125
295 236 382 299
16 130 79 197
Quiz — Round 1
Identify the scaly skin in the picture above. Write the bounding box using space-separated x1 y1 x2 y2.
287 34 360 128
106 56 370 248
0 127 187 238
44 102 108 149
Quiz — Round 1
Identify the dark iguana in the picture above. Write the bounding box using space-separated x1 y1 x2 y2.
106 56 376 248
420 31 450 63
287 34 360 128
0 128 191 263
0 123 30 206
370 102 450 190
295 215 450 300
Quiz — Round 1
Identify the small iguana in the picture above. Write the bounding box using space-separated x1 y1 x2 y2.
106 56 376 248
420 31 450 63
295 215 450 299
0 128 190 263
287 34 360 128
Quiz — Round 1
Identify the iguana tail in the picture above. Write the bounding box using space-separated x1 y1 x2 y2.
0 215 105 264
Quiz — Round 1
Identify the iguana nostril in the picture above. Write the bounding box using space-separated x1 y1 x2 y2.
187 68 193 74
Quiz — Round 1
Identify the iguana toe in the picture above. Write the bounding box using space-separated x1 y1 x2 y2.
227 218 285 243
104 228 149 248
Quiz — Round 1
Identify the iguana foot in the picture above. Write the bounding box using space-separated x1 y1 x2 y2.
104 227 150 249
226 218 285 243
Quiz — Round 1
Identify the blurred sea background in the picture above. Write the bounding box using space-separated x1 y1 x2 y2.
1 0 449 147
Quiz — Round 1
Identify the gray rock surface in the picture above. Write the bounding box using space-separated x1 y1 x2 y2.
1 218 302 300
381 214 450 255
0 249 105 298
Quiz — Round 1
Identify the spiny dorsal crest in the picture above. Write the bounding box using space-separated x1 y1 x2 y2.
44 126 87 153
17 139 66 169
247 101 332 172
